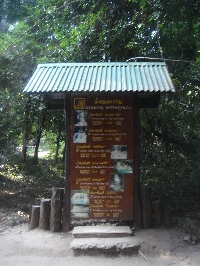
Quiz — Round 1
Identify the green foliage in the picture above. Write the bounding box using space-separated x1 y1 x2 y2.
0 88 24 152
0 153 65 209
140 62 200 212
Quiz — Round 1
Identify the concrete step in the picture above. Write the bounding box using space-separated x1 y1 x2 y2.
70 225 140 255
72 225 133 238
71 236 141 255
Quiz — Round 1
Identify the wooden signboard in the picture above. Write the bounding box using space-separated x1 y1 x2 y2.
70 94 134 220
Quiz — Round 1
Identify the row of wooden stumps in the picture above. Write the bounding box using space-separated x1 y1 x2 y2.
140 186 172 229
28 186 172 231
28 188 64 231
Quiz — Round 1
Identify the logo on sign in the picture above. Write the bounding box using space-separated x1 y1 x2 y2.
74 98 85 109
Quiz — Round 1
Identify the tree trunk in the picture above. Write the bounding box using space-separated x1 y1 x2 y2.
50 188 64 232
62 141 66 163
55 131 61 164
39 199 51 230
22 96 31 162
33 109 47 164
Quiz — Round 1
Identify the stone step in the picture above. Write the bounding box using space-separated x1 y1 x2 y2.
70 236 141 255
72 225 133 238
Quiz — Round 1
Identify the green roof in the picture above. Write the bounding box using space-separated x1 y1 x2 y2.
23 62 175 94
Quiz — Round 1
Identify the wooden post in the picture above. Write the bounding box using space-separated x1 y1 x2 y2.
141 187 152 228
163 206 172 228
39 199 51 230
152 201 162 227
62 93 71 232
133 96 142 228
50 187 64 232
28 205 40 230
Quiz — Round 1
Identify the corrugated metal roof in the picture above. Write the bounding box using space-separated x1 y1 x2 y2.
23 62 175 93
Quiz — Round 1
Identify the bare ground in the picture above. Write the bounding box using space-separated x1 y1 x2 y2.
1 155 200 265
0 213 200 266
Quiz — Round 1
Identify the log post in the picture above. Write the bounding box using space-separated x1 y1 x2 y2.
39 199 51 230
163 206 172 228
133 97 142 228
141 187 152 228
50 188 64 232
152 201 162 227
62 94 71 232
28 205 40 230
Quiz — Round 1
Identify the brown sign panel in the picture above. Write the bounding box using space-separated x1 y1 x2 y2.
70 94 134 220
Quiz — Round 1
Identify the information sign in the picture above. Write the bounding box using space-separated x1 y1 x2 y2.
70 94 134 220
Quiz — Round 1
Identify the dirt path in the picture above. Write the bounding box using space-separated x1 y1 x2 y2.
0 223 200 266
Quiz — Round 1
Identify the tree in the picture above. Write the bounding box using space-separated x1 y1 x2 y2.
44 110 66 164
